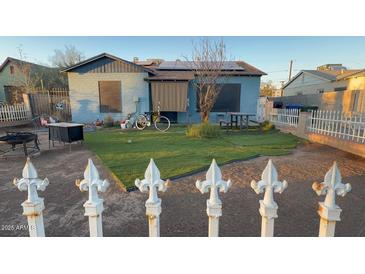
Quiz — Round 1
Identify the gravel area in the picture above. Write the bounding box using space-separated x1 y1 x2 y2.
0 130 364 236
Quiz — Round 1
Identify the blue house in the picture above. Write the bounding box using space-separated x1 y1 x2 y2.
62 53 266 123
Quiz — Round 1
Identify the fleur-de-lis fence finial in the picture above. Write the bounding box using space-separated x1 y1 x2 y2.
13 158 49 237
251 159 287 237
312 162 351 237
135 159 168 237
196 159 231 237
76 158 109 237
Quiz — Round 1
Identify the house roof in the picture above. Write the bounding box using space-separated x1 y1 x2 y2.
0 57 53 73
61 52 266 80
145 70 195 81
60 52 155 74
157 60 246 71
145 60 266 80
236 61 267 76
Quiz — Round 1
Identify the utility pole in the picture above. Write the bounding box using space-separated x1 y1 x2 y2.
288 60 293 81
280 80 285 97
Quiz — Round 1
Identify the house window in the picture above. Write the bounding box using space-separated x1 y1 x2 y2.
98 81 121 113
196 84 241 112
318 89 324 94
334 87 346 91
9 65 14 75
351 90 360 112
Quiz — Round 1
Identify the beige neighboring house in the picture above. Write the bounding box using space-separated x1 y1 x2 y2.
272 88 283 97
276 64 365 113
283 64 362 96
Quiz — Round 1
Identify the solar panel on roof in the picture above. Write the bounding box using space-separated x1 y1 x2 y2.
158 61 244 71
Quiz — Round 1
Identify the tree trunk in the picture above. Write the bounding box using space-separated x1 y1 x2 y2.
201 111 209 123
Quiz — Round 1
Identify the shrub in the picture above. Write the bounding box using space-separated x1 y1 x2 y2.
186 123 221 138
261 121 275 131
104 115 114 128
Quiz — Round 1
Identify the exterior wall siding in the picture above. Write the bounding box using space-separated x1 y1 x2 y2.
177 76 261 123
68 72 150 123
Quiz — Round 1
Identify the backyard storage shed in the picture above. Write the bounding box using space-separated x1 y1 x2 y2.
63 53 266 123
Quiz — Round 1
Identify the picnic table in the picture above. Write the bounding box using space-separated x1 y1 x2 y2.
220 112 257 132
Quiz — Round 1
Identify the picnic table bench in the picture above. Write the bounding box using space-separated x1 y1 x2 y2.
219 112 261 132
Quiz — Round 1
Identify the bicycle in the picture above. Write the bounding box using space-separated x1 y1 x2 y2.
126 105 171 132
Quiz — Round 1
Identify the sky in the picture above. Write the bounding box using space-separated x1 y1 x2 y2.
1 36 365 87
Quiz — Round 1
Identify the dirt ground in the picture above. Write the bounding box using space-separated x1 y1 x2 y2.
0 129 365 237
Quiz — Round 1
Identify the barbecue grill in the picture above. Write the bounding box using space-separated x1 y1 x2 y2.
0 132 40 157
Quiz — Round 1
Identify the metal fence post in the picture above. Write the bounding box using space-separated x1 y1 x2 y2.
76 159 109 237
312 162 351 237
251 159 288 237
13 158 49 237
135 159 168 237
196 159 232 237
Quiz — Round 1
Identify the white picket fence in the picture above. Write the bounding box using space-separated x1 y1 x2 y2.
14 157 352 238
269 108 300 127
0 103 32 123
308 110 365 143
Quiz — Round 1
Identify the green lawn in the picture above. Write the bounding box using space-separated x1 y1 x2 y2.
85 127 302 190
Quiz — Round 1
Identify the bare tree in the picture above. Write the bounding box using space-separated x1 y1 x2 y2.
7 46 43 95
50 45 85 68
14 47 36 89
185 38 227 123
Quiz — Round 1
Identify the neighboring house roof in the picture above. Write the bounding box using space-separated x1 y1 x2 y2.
0 57 52 73
336 69 364 80
61 52 155 74
0 56 68 89
136 60 155 66
283 69 365 89
283 70 341 89
301 70 338 81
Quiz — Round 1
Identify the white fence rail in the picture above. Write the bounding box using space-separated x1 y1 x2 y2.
308 110 365 144
269 108 299 127
0 103 31 123
14 157 351 238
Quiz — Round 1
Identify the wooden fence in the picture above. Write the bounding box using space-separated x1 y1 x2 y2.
308 110 365 144
14 157 351 238
0 103 32 126
269 108 300 127
26 89 72 122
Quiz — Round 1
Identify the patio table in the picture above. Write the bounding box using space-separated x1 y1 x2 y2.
48 122 84 152
228 112 256 131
